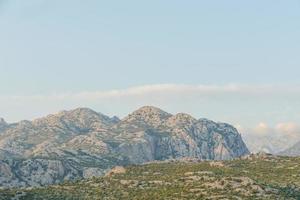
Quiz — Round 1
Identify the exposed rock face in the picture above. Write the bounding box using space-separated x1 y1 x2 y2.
0 106 249 188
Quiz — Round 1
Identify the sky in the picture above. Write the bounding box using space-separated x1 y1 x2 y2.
0 0 300 138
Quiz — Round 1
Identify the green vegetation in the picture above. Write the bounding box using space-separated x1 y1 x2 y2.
1 154 300 200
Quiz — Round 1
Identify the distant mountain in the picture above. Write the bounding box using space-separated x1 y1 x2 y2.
243 134 299 154
279 140 300 156
0 106 249 187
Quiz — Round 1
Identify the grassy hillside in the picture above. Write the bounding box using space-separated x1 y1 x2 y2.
1 154 300 200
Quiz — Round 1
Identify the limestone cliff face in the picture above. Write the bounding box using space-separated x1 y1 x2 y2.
115 110 249 163
0 106 249 187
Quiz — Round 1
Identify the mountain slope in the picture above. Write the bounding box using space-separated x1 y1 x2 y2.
0 106 249 187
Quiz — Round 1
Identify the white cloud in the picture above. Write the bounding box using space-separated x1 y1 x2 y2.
253 123 271 135
0 84 300 125
3 83 300 101
238 122 300 137
275 122 300 137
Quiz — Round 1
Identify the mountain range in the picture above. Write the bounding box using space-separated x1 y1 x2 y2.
243 134 300 154
279 140 300 156
0 106 250 187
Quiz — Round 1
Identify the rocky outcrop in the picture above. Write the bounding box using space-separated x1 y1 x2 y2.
0 106 249 188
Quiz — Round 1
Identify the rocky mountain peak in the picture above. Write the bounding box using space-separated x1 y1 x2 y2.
122 106 172 127
57 107 104 119
111 116 121 123
132 106 170 116
68 107 94 113
33 107 115 130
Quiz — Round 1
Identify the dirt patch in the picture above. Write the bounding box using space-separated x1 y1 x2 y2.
105 166 126 177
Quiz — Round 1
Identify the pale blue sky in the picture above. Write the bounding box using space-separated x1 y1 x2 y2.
0 0 299 131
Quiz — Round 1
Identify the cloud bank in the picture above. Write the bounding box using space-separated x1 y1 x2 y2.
4 83 300 100
237 122 300 137
0 84 300 127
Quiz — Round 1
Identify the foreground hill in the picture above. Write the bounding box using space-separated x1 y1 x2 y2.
0 106 249 187
1 154 300 200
